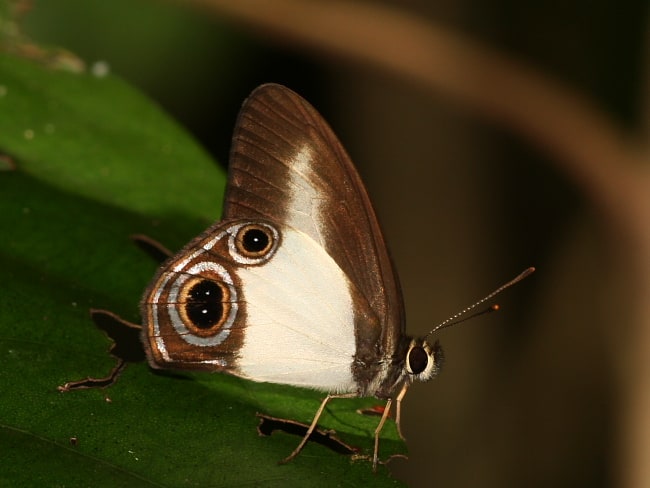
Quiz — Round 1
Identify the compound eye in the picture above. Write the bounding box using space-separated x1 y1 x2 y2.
407 346 429 374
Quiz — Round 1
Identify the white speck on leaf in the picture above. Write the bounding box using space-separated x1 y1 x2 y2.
91 61 110 78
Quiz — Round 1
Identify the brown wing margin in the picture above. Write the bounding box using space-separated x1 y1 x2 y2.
222 84 405 354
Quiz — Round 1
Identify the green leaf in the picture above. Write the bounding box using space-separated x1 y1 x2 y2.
0 53 405 486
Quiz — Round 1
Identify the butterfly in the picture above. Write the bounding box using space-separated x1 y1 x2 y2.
97 83 532 470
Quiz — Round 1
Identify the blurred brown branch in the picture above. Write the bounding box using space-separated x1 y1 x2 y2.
185 0 647 221
180 0 649 486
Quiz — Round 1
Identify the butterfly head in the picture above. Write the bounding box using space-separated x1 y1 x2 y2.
405 338 444 383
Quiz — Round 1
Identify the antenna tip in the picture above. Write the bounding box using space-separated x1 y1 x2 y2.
513 267 536 282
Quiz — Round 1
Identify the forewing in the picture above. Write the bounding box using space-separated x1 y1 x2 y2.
224 84 405 354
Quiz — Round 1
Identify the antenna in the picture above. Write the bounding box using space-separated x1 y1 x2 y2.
424 267 535 338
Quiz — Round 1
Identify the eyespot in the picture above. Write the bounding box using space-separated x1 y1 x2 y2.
237 225 271 255
228 222 279 265
178 276 231 336
162 261 238 347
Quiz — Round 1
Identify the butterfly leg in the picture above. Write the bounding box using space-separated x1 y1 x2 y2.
372 384 409 470
372 397 394 471
280 392 357 465
394 383 409 440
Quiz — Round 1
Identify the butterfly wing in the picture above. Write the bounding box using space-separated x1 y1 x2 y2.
226 84 405 358
141 85 404 392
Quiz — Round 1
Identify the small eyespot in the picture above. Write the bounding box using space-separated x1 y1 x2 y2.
178 277 231 336
407 346 429 375
228 222 279 264
237 225 272 256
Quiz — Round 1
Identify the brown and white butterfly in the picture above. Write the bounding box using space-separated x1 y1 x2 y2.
140 84 533 470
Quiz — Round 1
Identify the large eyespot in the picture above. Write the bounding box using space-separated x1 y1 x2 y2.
164 261 238 347
178 276 231 337
228 222 279 265
406 340 442 382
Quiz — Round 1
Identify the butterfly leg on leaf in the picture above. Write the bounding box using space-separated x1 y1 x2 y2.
279 392 358 465
372 384 409 471
373 398 393 471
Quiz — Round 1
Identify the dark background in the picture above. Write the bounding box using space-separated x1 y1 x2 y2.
20 1 648 486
